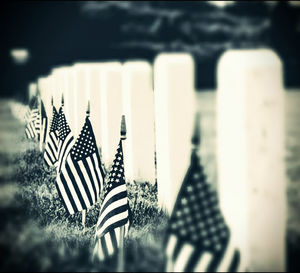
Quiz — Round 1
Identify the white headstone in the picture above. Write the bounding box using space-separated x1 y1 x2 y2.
100 62 123 170
154 53 195 214
51 67 65 110
216 49 286 271
28 82 37 102
122 61 156 184
72 63 91 139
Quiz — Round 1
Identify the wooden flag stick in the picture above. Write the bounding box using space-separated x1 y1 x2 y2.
82 209 86 229
117 225 125 272
117 115 126 272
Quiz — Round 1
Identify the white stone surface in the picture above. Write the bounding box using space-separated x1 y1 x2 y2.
100 62 123 170
216 49 286 271
28 82 37 102
154 53 196 214
122 61 156 184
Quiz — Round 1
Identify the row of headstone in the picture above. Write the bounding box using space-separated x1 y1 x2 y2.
30 49 286 271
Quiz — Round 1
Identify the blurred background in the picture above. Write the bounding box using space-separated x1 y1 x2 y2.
1 1 300 101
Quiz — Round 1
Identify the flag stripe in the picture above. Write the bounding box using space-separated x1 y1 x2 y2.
56 176 75 215
100 236 109 259
105 233 114 256
64 161 85 211
81 159 98 201
100 184 127 215
110 229 118 251
67 157 91 209
60 165 83 212
97 198 128 227
173 244 194 272
99 191 128 222
90 154 102 197
216 236 235 272
87 157 101 199
97 211 128 237
73 160 94 206
194 253 213 272
57 134 74 173
228 250 240 272
166 235 178 259
77 160 96 204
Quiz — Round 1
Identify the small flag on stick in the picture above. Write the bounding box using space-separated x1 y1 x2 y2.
56 104 74 174
25 108 39 140
164 113 242 272
44 105 59 167
93 116 130 263
40 100 48 145
56 114 105 215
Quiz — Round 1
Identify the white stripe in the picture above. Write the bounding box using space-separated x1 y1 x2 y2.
97 239 105 261
60 161 83 212
57 133 73 173
78 160 96 204
44 154 52 167
49 132 58 148
216 237 235 272
48 140 57 160
67 156 91 208
87 157 100 198
97 211 128 237
115 226 120 246
60 136 73 170
173 243 194 272
104 233 114 256
92 153 103 195
100 184 127 213
194 252 213 272
97 198 128 227
166 234 178 258
56 175 75 214
45 145 55 163
25 128 31 138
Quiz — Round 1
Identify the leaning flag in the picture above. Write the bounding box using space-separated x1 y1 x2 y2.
44 106 59 167
164 149 241 272
93 139 130 262
56 115 105 215
25 108 39 139
56 106 74 174
40 100 48 144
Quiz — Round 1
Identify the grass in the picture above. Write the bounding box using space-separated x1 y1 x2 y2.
0 143 168 272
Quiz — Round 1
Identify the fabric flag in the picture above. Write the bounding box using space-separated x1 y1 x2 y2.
56 106 74 174
56 115 105 215
93 139 130 262
40 100 48 144
25 108 39 139
164 149 241 272
44 106 59 167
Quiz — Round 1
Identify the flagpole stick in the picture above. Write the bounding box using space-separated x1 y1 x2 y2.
117 225 125 272
82 101 91 230
117 114 127 272
82 209 86 229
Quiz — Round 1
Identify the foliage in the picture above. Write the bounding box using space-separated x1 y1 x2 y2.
1 144 168 271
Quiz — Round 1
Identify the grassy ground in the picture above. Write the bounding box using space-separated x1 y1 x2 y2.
1 93 300 271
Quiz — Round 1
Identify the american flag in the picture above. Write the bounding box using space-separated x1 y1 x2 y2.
56 115 105 215
56 106 74 174
164 149 241 272
40 100 48 144
93 139 130 262
25 108 39 139
44 106 59 167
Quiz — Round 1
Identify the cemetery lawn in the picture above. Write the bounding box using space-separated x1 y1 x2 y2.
1 94 300 271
